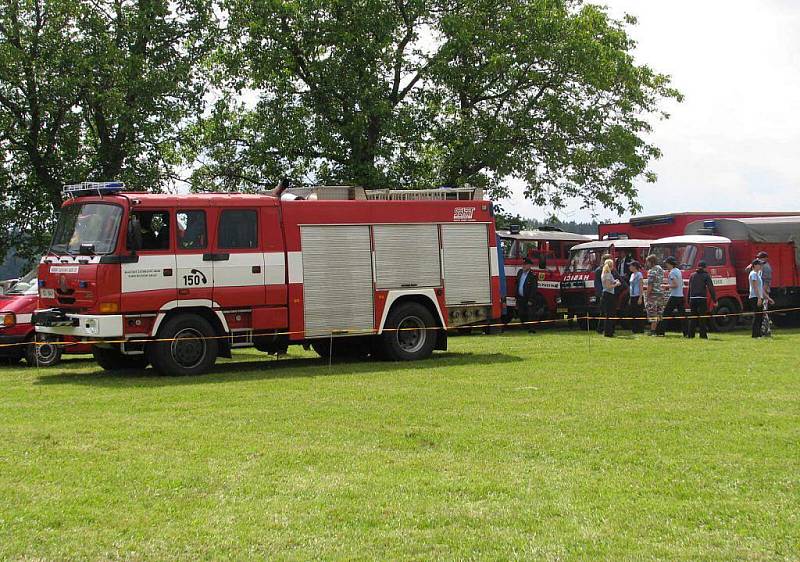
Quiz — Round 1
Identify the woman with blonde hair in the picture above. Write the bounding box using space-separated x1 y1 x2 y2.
600 258 621 337
644 254 666 336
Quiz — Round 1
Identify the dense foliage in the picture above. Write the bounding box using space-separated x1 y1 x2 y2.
1 0 681 262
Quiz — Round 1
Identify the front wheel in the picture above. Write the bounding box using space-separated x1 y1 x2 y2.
147 314 218 376
711 299 739 332
25 335 63 367
379 302 437 361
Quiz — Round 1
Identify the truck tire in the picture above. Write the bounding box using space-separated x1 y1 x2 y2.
25 335 62 367
711 299 739 332
92 345 148 371
379 302 437 361
147 314 218 376
310 337 372 361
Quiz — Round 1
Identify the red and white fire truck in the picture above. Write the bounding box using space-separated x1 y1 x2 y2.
648 216 800 329
497 228 592 321
558 238 651 323
33 183 502 375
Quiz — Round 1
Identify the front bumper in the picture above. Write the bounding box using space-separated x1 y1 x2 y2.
0 333 27 357
33 309 123 338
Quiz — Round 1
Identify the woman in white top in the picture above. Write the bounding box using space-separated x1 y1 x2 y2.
600 259 621 337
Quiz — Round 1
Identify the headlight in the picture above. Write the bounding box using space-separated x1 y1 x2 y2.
589 296 597 304
85 318 99 335
40 288 56 299
1 312 16 327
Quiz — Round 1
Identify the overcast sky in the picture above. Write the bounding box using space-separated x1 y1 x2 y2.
503 0 800 223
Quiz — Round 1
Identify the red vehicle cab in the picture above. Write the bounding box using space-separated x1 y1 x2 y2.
648 235 739 330
559 238 651 323
498 228 592 321
0 269 89 366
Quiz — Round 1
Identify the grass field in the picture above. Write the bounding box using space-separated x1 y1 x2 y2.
1 327 799 560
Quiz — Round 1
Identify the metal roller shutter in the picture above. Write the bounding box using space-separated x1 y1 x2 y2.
441 223 491 305
373 224 441 289
301 225 374 337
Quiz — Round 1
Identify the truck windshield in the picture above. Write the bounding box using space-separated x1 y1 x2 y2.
651 244 698 270
566 248 603 272
49 203 122 255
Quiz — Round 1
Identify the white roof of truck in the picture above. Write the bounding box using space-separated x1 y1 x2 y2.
499 230 593 242
570 239 651 251
652 235 732 245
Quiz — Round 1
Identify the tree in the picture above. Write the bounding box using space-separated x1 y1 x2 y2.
0 0 215 261
199 0 681 210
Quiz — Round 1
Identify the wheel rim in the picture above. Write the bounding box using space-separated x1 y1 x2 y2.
396 315 427 353
36 341 59 364
170 328 206 369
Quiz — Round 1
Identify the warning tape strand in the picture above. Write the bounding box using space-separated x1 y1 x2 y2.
0 304 796 351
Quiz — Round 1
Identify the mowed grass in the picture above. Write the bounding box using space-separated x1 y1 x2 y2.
1 327 799 560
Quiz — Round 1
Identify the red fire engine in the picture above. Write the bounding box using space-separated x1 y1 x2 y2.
33 183 502 375
558 238 651 324
598 211 800 241
648 216 800 329
497 228 592 321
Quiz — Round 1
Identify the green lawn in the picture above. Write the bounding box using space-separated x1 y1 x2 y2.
1 328 799 560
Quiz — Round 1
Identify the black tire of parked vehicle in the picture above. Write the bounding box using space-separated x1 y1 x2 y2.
146 314 218 376
379 302 437 361
92 345 148 371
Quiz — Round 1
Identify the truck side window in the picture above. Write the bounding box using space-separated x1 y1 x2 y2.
703 246 726 266
177 210 207 249
134 210 171 251
218 209 258 249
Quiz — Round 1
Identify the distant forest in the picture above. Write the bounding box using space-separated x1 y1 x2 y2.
494 213 601 236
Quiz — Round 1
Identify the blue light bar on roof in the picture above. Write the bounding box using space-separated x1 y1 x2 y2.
62 181 127 197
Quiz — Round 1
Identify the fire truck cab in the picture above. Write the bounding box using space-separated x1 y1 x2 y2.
498 228 592 321
559 238 651 323
34 183 502 375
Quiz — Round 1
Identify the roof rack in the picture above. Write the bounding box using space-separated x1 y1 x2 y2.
62 182 126 197
280 185 485 201
365 187 484 200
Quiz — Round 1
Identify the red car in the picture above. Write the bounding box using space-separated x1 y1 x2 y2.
1 270 89 366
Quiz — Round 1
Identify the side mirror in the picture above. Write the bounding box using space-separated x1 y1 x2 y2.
79 243 95 255
127 216 142 252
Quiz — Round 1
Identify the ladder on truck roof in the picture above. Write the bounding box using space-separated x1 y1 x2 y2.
282 185 484 201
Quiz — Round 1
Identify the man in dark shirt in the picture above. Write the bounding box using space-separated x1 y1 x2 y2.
687 260 717 339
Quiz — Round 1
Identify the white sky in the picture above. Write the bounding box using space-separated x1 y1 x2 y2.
502 0 800 223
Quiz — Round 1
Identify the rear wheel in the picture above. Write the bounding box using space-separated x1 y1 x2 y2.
92 345 148 371
147 314 218 376
379 302 437 361
25 335 63 367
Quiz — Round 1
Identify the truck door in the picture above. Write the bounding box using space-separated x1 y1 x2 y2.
121 209 177 313
176 208 214 304
209 207 266 309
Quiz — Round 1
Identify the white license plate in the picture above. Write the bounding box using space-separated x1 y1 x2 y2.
40 288 56 299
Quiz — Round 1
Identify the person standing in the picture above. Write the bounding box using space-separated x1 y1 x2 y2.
757 251 773 336
515 258 538 333
627 261 645 333
749 259 766 338
687 260 717 339
657 257 686 336
593 253 613 333
644 255 666 336
601 259 621 337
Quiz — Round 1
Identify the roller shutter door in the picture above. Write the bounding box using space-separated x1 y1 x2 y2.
301 225 374 337
441 223 491 305
374 224 441 289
